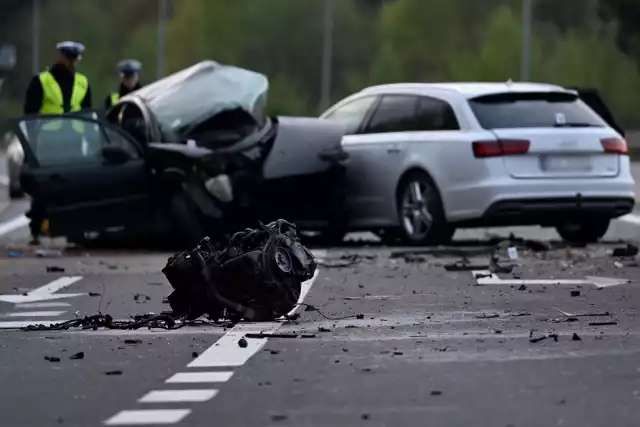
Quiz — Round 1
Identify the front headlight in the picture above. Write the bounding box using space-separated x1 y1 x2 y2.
204 174 233 203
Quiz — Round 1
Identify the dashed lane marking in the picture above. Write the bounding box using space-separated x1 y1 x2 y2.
1 310 66 317
15 302 71 309
104 410 191 426
138 389 219 404
165 371 233 384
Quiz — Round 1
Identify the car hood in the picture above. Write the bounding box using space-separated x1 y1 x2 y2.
122 60 269 139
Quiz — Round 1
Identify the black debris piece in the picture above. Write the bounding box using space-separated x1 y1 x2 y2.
570 290 581 297
572 333 582 341
444 261 489 271
589 321 618 326
88 292 101 297
518 284 527 291
361 414 370 420
134 293 151 303
147 282 164 286
489 255 513 274
46 266 65 273
270 414 288 422
393 351 403 355
430 390 443 396
270 350 280 355
494 329 503 334
318 327 331 332
245 333 316 339
124 339 142 344
476 313 500 319
44 356 60 362
104 370 122 376
612 244 639 258
390 247 492 259
238 338 248 348
356 313 365 320
192 351 199 358
163 219 316 322
523 239 552 252
69 352 85 360
529 331 559 343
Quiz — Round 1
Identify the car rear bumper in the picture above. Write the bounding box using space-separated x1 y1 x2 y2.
453 196 635 227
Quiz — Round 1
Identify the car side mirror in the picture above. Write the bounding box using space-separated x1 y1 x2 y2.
101 145 131 165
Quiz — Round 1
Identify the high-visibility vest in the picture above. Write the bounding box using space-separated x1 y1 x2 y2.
109 92 120 107
39 71 88 132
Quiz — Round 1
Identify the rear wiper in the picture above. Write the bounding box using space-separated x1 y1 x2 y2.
553 122 597 127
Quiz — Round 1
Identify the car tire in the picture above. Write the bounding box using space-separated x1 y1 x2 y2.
169 192 208 250
395 171 454 246
555 219 610 245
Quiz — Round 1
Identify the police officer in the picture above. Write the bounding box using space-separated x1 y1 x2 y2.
105 59 142 109
23 41 92 245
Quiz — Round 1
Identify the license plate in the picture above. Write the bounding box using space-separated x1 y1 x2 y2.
540 155 592 172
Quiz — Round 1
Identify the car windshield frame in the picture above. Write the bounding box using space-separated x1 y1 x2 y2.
123 61 269 140
468 91 608 130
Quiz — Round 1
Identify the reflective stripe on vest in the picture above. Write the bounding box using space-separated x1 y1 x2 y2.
39 71 88 132
110 93 120 107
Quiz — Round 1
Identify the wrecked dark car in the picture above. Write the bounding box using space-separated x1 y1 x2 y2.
14 61 348 247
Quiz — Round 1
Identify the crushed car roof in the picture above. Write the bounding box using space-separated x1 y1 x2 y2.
121 60 269 135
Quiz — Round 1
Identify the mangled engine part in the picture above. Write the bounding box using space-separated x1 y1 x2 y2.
162 219 316 322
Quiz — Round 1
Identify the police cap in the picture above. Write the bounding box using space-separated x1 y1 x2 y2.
117 59 142 77
55 41 85 59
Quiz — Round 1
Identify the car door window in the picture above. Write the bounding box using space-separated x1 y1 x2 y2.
417 96 460 131
322 96 377 135
102 127 141 159
17 117 139 167
364 95 420 133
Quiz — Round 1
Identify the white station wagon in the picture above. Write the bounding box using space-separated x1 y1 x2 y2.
320 82 635 245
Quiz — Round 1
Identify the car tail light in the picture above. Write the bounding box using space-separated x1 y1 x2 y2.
472 139 530 158
600 137 628 155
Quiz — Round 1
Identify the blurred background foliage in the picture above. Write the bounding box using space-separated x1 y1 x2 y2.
2 0 640 138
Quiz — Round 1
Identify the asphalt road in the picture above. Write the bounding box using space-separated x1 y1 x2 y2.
1 158 640 426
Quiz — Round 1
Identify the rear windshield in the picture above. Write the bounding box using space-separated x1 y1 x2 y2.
469 91 608 129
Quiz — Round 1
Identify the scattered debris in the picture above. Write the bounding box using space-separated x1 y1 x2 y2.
518 284 527 291
318 327 331 333
238 338 248 348
570 290 581 297
589 321 618 326
124 339 142 344
444 261 489 271
69 352 85 360
245 333 316 339
46 266 65 273
612 244 639 258
489 254 513 274
7 251 23 258
494 329 503 334
36 249 62 258
147 282 164 286
104 370 122 376
529 331 559 343
192 352 199 358
613 261 624 268
572 333 581 341
554 309 611 318
88 292 101 297
270 414 288 422
361 414 370 420
134 293 151 303
430 390 443 396
393 351 403 356
163 219 316 322
44 356 60 362
476 313 500 319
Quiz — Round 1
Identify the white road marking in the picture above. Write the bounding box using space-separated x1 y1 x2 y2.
1 310 66 317
0 214 29 237
0 175 9 186
472 270 631 288
138 389 218 403
165 371 233 383
15 302 71 309
104 409 191 426
0 320 58 328
0 276 84 303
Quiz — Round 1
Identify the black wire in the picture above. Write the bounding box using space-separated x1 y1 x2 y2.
293 303 365 321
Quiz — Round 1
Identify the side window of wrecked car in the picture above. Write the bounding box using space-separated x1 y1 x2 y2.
363 95 421 134
102 127 141 159
322 96 377 135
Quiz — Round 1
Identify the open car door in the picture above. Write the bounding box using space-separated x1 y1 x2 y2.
13 113 150 238
570 87 625 137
